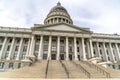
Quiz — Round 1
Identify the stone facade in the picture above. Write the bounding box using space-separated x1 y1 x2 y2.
0 2 120 71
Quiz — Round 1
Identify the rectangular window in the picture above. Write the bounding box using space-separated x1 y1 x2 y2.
23 46 27 52
119 65 120 69
16 39 20 44
9 63 13 69
0 62 4 69
5 53 9 59
0 45 2 51
77 47 79 52
43 54 47 60
7 45 10 51
52 39 57 43
69 46 72 52
60 46 64 52
15 46 19 51
0 38 4 43
35 45 39 51
9 38 12 43
60 40 64 44
36 38 40 43
24 39 28 44
21 53 26 59
69 40 72 44
13 53 17 59
44 45 48 51
51 46 56 51
44 38 49 43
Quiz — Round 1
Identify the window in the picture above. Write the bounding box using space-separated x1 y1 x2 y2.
35 45 39 51
16 39 20 44
69 46 72 52
36 38 40 43
119 65 120 69
60 40 64 44
60 46 64 52
0 62 4 69
69 40 72 44
108 57 110 61
0 45 2 51
77 47 79 52
13 53 17 59
100 50 102 55
24 39 28 44
44 39 49 43
5 53 9 59
0 38 4 43
21 53 26 59
9 38 12 43
93 50 96 55
15 46 19 51
23 46 27 52
9 63 13 69
43 54 47 60
52 39 57 43
44 45 48 51
77 41 79 44
7 45 10 51
51 46 56 51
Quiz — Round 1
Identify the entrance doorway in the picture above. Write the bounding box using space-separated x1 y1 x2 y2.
60 54 64 60
69 54 73 60
51 54 56 60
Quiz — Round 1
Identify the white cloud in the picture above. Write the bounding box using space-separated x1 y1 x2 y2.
0 0 120 34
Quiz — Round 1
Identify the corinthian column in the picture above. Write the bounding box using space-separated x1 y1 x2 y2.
38 35 43 60
16 38 23 60
74 37 78 60
7 37 15 60
48 36 52 60
66 37 69 60
57 36 60 60
29 35 35 57
0 37 7 59
82 38 86 60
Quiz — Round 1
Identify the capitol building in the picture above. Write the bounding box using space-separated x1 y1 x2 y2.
0 2 120 78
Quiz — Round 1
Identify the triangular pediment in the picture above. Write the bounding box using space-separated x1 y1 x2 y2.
33 23 92 33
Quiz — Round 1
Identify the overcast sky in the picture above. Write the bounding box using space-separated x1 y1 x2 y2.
0 0 120 34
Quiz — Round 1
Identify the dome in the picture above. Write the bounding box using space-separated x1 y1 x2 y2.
44 2 73 25
50 2 67 13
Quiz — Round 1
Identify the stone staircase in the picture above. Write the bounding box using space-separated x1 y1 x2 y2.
46 60 67 78
62 60 87 78
0 60 120 79
0 60 47 78
87 61 120 78
74 61 107 78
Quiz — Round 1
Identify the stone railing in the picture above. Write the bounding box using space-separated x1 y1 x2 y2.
45 60 49 78
83 61 110 78
59 60 69 78
71 61 91 78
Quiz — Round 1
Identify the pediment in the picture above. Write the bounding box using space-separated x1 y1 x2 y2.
33 23 92 33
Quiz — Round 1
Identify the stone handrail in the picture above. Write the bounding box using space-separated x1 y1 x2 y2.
83 61 110 78
59 60 69 78
45 60 49 78
72 61 91 78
